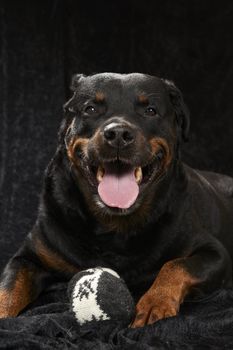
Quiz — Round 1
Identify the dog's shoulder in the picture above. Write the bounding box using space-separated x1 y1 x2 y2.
200 171 233 198
184 164 233 199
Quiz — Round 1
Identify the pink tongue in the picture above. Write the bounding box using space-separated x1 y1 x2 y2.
98 165 139 209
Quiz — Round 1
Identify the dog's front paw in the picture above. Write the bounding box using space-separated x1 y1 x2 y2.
130 290 179 328
0 290 22 318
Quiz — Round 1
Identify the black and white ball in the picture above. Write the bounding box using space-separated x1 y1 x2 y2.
68 267 135 326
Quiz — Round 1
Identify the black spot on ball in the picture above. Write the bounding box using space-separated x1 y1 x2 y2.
96 270 135 325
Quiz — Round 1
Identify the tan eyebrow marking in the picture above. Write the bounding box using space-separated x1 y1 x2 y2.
138 94 149 104
95 92 105 103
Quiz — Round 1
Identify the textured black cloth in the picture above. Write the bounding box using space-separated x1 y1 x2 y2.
1 1 233 348
0 283 233 349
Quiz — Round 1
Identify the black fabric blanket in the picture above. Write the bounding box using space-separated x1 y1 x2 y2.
0 283 233 349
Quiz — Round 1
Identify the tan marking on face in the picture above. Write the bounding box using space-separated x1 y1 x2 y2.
67 137 89 165
87 127 103 152
149 137 172 168
138 94 149 104
95 91 105 103
35 238 79 274
131 258 200 327
0 269 33 317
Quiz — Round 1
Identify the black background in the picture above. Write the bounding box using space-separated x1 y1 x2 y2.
0 0 233 268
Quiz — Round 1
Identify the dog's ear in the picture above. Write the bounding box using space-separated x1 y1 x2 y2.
162 79 190 142
70 73 86 91
63 74 86 113
59 74 86 143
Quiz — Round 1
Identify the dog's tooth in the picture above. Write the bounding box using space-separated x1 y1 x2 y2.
97 166 105 183
135 167 142 184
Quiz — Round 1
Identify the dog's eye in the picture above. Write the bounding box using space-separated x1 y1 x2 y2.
145 107 157 116
84 106 97 115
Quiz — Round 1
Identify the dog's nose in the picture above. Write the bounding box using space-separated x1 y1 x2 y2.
103 123 135 148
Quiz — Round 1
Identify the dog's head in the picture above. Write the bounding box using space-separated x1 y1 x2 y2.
60 73 189 221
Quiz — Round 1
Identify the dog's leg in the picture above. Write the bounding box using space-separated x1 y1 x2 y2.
131 241 232 327
0 237 79 318
0 253 50 318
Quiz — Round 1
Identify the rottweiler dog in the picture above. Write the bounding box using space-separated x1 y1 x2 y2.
1 73 233 328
